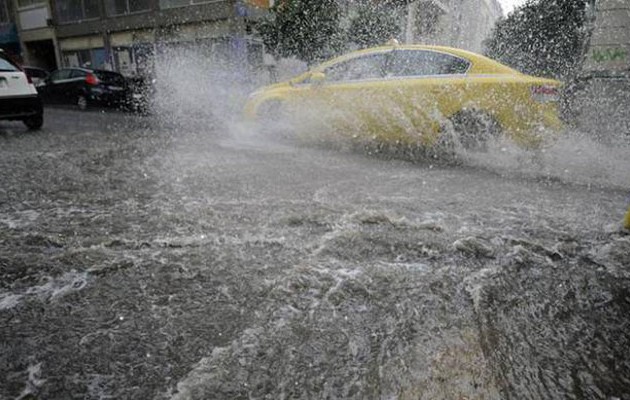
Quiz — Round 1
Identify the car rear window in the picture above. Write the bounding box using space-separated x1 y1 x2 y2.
94 71 126 85
0 55 20 72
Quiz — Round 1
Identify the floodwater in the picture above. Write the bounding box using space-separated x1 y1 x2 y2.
1 106 629 400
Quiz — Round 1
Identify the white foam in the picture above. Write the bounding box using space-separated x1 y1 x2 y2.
463 129 630 189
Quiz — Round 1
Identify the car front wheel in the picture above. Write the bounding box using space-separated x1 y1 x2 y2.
23 115 43 130
258 100 285 123
257 100 292 139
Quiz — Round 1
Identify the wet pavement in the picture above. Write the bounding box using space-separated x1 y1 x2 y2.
1 107 629 399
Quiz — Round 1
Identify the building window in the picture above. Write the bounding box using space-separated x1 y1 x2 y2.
105 0 150 16
56 0 99 22
0 0 10 23
159 0 215 10
63 48 107 68
17 0 45 9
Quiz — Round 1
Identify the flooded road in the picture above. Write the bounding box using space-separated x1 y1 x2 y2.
1 108 629 399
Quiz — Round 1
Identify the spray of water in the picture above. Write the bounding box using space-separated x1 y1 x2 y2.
152 48 629 192
462 128 630 189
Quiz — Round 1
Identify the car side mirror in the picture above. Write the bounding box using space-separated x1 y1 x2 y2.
310 72 326 86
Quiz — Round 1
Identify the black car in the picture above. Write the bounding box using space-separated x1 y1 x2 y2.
38 68 130 110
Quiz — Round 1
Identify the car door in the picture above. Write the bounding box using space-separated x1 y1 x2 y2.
69 69 89 101
288 51 392 138
40 69 73 104
381 49 471 145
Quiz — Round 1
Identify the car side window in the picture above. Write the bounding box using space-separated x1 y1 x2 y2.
324 53 388 82
385 50 470 78
50 70 72 82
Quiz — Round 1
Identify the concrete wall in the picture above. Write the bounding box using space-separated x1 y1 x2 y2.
582 0 630 76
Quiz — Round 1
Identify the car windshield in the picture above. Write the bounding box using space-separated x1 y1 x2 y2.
26 68 48 78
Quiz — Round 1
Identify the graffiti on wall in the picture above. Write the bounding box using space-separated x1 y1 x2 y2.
591 47 628 63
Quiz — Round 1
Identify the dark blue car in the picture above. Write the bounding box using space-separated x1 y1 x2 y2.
38 67 130 111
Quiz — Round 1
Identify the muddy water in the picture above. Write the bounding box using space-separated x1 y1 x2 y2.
1 109 629 399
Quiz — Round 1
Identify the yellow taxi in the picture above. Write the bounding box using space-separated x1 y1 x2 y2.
244 43 564 150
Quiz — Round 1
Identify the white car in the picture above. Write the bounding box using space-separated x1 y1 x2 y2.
0 50 43 130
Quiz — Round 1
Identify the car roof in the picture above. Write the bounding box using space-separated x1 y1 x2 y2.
55 67 121 74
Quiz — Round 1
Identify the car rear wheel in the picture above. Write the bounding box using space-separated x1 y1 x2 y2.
77 95 88 111
448 110 501 152
23 115 43 130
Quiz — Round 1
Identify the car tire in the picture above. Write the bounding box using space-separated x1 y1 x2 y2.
448 110 500 152
23 115 43 130
258 100 291 138
77 95 88 111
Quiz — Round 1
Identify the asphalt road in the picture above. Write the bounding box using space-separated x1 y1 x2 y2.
1 107 629 399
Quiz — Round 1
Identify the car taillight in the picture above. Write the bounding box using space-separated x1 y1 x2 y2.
531 85 560 103
85 73 100 86
25 73 33 84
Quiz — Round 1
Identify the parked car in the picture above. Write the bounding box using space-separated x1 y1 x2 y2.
38 67 131 111
23 66 49 87
244 44 563 150
0 50 44 130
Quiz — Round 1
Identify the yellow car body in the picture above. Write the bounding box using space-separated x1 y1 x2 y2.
244 44 563 148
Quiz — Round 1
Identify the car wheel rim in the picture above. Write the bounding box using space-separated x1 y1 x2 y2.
452 112 498 152
78 96 87 110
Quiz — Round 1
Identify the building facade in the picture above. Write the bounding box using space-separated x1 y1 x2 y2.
9 0 270 75
0 0 20 56
7 0 502 76
581 0 629 77
13 0 58 70
404 0 503 53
